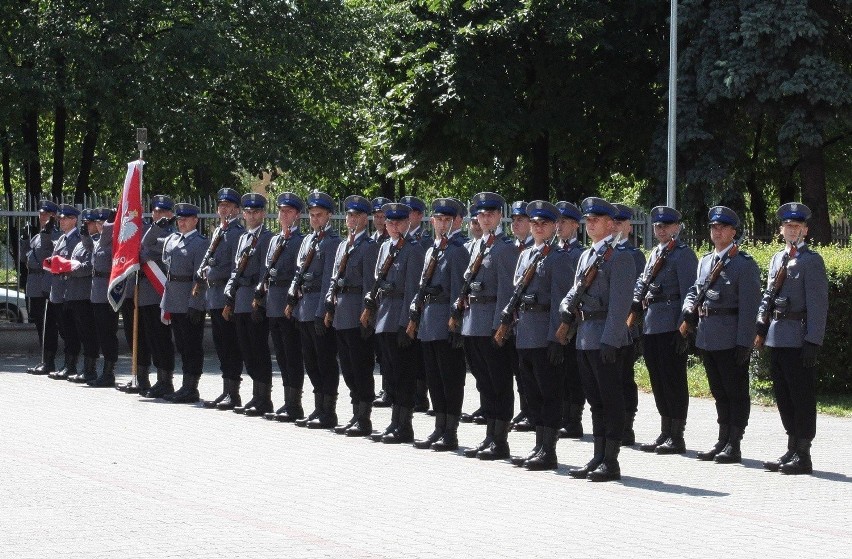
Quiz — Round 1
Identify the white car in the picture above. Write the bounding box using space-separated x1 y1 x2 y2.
0 286 29 323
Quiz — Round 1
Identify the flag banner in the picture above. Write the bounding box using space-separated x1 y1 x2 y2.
108 160 144 311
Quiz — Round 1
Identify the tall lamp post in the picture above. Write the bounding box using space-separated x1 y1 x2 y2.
666 1 678 209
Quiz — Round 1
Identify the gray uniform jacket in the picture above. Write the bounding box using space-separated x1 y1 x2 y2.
407 226 433 250
23 228 59 297
89 223 113 304
204 219 244 310
416 233 468 343
326 231 379 330
460 232 518 337
683 249 761 351
638 243 698 335
49 229 80 304
291 227 341 323
226 226 273 314
560 238 585 281
561 239 635 350
760 245 828 348
162 231 209 314
139 221 174 307
263 227 304 319
374 239 426 334
513 246 574 349
65 230 93 302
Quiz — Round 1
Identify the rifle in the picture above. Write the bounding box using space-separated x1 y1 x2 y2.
323 232 359 328
554 232 623 345
626 235 678 329
360 236 405 330
493 234 559 347
448 230 495 332
191 222 228 298
406 234 450 339
283 229 325 319
678 244 739 338
252 226 294 311
222 230 262 321
754 233 801 348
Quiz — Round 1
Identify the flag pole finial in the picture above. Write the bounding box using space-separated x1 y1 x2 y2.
136 128 147 160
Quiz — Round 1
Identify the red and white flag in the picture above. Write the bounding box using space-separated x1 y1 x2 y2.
108 160 144 312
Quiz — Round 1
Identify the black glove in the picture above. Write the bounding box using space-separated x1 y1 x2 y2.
547 342 564 366
448 331 463 350
40 216 56 234
155 216 176 228
363 295 377 311
674 332 692 355
801 342 820 368
630 300 644 316
314 316 327 336
397 327 412 348
682 309 699 329
600 343 618 364
188 307 205 325
735 345 751 366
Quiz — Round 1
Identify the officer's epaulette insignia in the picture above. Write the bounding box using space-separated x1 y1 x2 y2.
739 251 753 259
675 242 688 249
502 237 514 244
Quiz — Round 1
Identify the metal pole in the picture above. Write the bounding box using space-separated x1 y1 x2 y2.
666 0 678 209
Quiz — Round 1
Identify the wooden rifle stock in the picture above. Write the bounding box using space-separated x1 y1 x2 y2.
324 233 358 328
754 242 798 348
283 229 324 319
222 230 261 321
448 231 496 332
678 244 739 337
252 227 293 313
191 223 227 297
360 236 405 329
626 237 677 329
406 234 449 339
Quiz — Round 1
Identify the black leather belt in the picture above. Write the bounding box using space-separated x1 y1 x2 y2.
301 285 320 294
468 295 496 305
773 310 807 321
698 307 737 317
269 278 293 287
425 294 450 304
577 309 607 321
340 286 363 294
380 291 404 299
646 294 680 304
207 279 227 287
93 270 110 278
519 303 550 313
168 274 193 282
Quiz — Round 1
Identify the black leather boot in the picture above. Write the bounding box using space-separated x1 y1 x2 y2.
345 401 373 437
525 427 559 471
478 419 511 460
622 412 636 446
50 353 78 380
170 374 201 403
89 360 117 388
511 427 543 466
464 418 495 457
764 435 797 472
233 380 259 414
431 414 459 451
145 369 174 399
512 413 534 432
382 407 414 444
714 425 744 464
277 387 305 422
216 379 241 410
30 352 56 375
697 424 729 461
779 439 813 475
203 379 230 409
244 382 274 416
295 393 323 426
460 406 482 423
373 389 392 408
569 436 605 479
333 403 357 434
70 356 98 383
307 394 337 428
656 418 687 454
414 412 446 449
117 368 149 393
588 439 622 481
559 402 584 439
372 404 399 442
640 416 671 452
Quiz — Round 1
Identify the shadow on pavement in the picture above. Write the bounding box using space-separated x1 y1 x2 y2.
618 477 729 496
810 471 851 483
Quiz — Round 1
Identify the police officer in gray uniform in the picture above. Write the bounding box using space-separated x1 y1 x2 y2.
24 200 62 375
555 201 586 439
635 206 698 454
200 188 245 410
226 193 274 416
368 202 426 443
683 206 761 464
45 204 83 380
612 203 646 445
261 192 305 422
459 193 518 459
412 198 469 451
139 195 177 398
508 200 535 431
509 201 574 471
560 197 634 482
86 208 120 387
757 203 828 475
326 195 379 436
161 203 209 403
370 197 392 408
289 191 342 429
64 208 100 384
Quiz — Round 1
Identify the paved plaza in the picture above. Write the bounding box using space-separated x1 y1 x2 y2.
1 352 849 558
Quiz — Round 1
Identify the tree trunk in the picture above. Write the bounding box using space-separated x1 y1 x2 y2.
528 131 550 201
744 120 767 237
52 104 67 198
73 109 100 204
380 176 394 200
21 108 42 203
799 144 831 244
777 163 797 205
